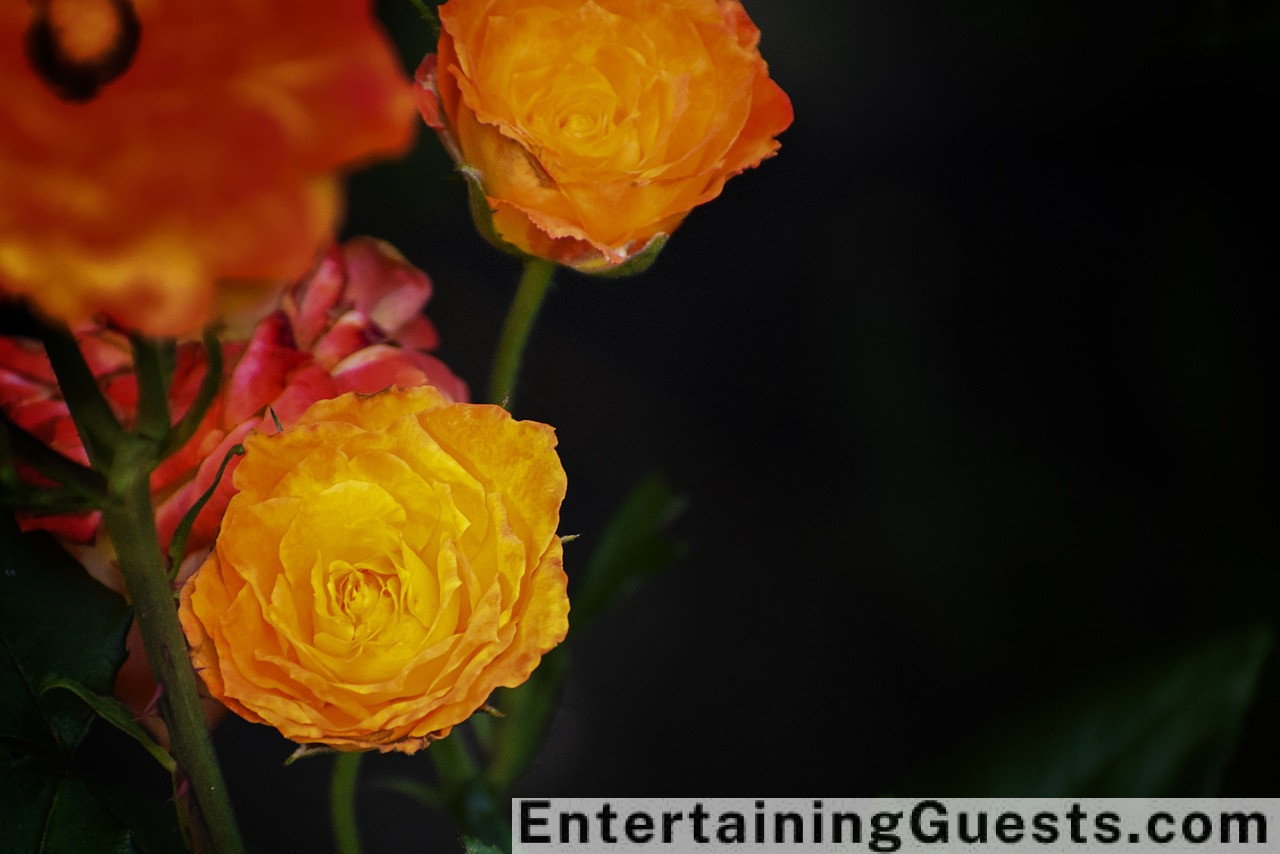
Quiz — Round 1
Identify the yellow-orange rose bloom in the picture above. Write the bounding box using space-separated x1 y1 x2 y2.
415 0 793 272
178 386 569 753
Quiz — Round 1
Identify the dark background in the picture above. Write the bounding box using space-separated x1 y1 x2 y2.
212 1 1279 850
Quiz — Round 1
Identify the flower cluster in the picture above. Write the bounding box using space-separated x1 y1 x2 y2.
2 0 785 771
0 238 469 719
1 238 466 571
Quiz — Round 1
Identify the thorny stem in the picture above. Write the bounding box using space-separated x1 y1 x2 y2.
47 326 246 853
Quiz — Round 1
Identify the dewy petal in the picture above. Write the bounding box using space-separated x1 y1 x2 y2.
0 0 417 335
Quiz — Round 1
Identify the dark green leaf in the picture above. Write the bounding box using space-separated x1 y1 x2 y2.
167 442 243 576
0 517 131 757
571 473 685 627
0 514 182 852
373 777 442 809
898 624 1273 796
462 836 507 854
406 0 441 41
162 326 223 458
0 755 138 854
485 647 568 792
0 755 58 852
84 773 185 854
42 680 175 774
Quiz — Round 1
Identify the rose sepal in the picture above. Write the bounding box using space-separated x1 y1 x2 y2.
579 234 668 279
459 166 531 262
459 166 668 277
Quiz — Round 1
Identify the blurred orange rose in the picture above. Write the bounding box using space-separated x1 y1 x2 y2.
179 387 569 752
415 0 792 272
0 0 416 335
0 237 465 723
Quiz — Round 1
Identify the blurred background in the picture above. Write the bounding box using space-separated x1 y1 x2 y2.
207 0 1279 849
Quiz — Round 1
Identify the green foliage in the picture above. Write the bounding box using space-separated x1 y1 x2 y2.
0 514 180 852
899 624 1274 796
571 473 686 626
42 681 175 775
405 0 442 42
478 474 683 797
0 518 130 757
478 474 684 794
485 647 568 793
166 442 243 576
0 757 136 854
462 837 507 854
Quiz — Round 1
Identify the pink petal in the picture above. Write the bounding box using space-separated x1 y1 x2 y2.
223 312 309 424
342 237 433 335
310 310 383 369
284 245 349 351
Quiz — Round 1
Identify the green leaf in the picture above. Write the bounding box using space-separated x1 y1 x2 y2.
462 836 507 854
898 624 1274 796
167 442 243 576
42 680 175 775
0 755 138 854
83 768 186 854
407 0 442 41
0 514 177 853
571 473 685 627
0 516 131 757
485 647 568 792
373 777 442 810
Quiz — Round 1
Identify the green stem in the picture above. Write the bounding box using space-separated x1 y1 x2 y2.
0 411 107 499
330 752 363 854
39 324 122 470
164 327 224 457
431 732 511 849
488 258 555 408
130 336 174 443
101 441 245 854
431 729 479 785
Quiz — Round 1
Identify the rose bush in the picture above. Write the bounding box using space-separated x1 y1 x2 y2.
0 0 416 335
0 237 465 720
415 0 793 272
179 386 570 752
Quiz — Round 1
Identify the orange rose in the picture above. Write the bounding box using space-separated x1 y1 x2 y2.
0 0 416 335
415 0 792 272
178 387 569 752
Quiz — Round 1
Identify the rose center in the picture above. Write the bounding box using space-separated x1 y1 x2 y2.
562 113 596 138
25 0 141 102
328 558 399 637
